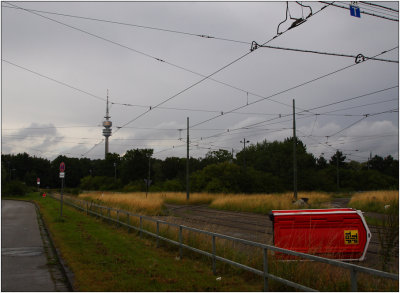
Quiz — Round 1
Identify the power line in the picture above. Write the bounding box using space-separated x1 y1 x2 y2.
299 85 398 114
3 3 308 120
342 1 399 18
250 43 398 63
190 47 398 130
5 1 335 123
2 125 100 131
3 58 296 119
359 1 399 13
327 108 398 137
112 1 332 137
307 98 398 115
2 4 250 46
188 89 399 150
2 59 106 102
320 1 399 22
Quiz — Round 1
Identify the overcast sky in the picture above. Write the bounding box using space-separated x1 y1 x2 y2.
2 1 399 162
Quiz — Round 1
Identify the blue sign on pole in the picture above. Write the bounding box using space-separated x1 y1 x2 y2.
350 5 361 18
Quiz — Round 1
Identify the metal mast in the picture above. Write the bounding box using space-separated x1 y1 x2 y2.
102 90 112 158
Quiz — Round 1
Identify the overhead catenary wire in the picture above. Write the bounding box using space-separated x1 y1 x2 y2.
110 1 333 137
250 43 398 63
7 1 396 160
189 47 398 130
2 59 107 102
338 1 399 18
4 2 316 118
3 59 301 119
1 3 250 46
320 1 399 22
327 108 398 138
359 1 399 13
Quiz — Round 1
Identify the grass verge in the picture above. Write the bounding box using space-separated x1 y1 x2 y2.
21 193 262 291
10 192 397 291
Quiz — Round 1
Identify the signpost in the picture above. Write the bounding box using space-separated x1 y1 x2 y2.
37 177 40 192
59 162 65 217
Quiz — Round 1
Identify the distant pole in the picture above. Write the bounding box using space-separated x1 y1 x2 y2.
59 162 65 218
240 138 250 169
146 156 151 198
368 152 372 170
114 162 117 181
186 117 190 201
60 177 64 217
293 99 298 201
336 150 340 190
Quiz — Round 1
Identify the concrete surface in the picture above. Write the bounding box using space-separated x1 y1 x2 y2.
2 200 68 291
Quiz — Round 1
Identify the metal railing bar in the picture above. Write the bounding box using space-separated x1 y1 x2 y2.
180 243 213 258
50 195 399 287
214 255 264 276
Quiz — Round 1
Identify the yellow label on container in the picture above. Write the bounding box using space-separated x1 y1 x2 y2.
344 230 359 244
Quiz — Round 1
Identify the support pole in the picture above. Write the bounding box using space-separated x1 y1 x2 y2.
60 177 64 217
293 99 297 201
337 150 340 190
186 117 190 201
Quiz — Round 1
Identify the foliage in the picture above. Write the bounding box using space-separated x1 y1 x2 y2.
80 176 122 191
2 180 30 196
2 139 398 194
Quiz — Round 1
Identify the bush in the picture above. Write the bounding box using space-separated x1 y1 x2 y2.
121 180 145 192
162 179 183 192
2 180 29 196
80 176 122 191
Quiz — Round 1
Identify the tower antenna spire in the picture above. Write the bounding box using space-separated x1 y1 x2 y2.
102 89 112 158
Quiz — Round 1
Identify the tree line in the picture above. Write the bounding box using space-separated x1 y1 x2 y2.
2 138 398 195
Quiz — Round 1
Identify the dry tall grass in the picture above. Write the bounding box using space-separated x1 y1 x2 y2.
209 192 330 214
349 190 399 213
79 191 164 215
78 191 330 215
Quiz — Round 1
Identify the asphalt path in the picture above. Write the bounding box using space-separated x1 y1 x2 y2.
1 200 68 292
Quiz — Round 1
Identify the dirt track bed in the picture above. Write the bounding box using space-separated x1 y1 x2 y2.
157 201 398 272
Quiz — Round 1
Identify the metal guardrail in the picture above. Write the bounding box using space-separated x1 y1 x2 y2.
49 194 398 292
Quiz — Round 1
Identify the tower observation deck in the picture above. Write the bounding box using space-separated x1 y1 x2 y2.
102 91 112 158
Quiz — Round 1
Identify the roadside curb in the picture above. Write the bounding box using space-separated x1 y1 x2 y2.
32 199 75 291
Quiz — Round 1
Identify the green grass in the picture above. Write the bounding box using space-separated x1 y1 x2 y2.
5 193 398 291
17 193 262 291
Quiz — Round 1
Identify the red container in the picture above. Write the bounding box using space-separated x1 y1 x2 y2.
269 208 371 261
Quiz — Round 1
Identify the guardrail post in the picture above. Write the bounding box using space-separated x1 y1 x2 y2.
350 267 358 292
86 202 88 215
179 226 183 259
212 235 216 275
117 209 120 224
140 216 143 238
156 221 160 248
263 248 269 291
127 213 130 232
108 207 111 219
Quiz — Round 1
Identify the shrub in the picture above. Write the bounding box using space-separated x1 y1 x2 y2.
162 179 183 192
2 180 29 196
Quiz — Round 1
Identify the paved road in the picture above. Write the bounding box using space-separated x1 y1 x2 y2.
2 200 69 291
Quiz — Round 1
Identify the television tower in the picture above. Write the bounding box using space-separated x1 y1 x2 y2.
102 90 112 158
